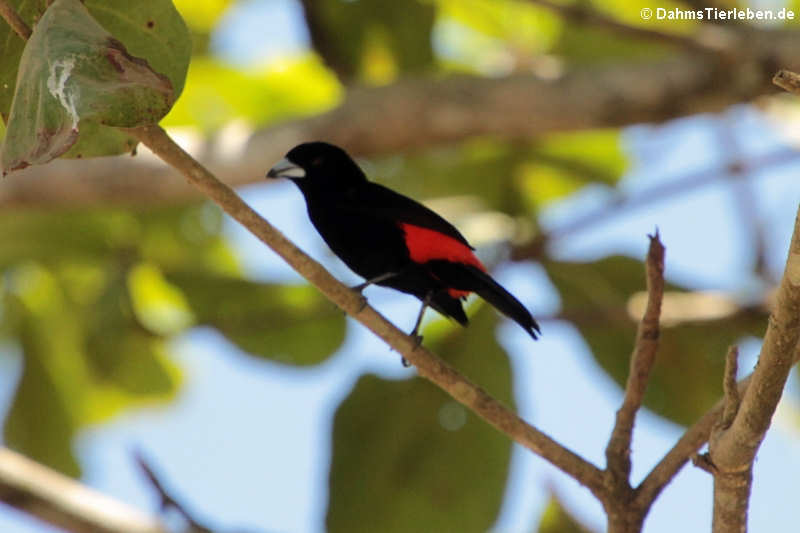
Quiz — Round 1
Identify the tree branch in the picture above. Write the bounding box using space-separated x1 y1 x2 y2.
0 447 166 533
0 0 31 40
772 69 800 95
6 24 800 207
601 232 664 533
635 207 800 513
718 346 741 430
524 0 730 54
604 231 664 487
703 206 800 532
124 123 608 498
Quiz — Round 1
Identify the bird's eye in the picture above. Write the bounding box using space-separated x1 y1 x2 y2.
311 157 324 166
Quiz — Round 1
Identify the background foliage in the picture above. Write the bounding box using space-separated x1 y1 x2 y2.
0 0 798 531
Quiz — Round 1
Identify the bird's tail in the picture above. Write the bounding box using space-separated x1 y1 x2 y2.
430 262 540 339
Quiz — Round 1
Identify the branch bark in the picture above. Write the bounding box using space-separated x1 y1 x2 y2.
5 25 800 208
702 207 800 532
0 447 166 533
603 231 664 532
124 123 608 498
0 0 31 39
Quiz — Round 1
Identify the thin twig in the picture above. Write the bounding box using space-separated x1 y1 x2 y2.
773 69 800 96
605 231 665 482
602 231 665 531
124 123 608 498
707 207 800 533
718 346 740 430
134 451 214 533
691 452 716 475
0 447 166 533
523 0 729 54
633 373 750 510
0 0 31 40
636 209 800 512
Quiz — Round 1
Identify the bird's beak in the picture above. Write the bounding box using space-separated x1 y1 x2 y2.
267 158 306 179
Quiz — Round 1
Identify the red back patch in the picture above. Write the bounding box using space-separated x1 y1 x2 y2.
399 222 487 280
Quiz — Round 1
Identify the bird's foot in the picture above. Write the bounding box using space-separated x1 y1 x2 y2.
355 293 368 312
347 285 369 312
400 356 411 367
410 333 423 350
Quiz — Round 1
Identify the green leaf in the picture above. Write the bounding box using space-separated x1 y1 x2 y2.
1 0 190 171
544 256 767 425
518 129 628 210
168 272 347 366
2 263 180 475
0 204 238 274
162 55 341 131
327 307 514 532
309 0 435 82
0 0 48 123
536 494 591 533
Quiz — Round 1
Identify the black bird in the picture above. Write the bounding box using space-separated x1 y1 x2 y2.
267 142 540 344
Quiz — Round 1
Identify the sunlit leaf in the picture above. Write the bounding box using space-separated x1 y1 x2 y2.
433 0 561 73
518 129 627 210
128 262 194 335
161 54 341 130
172 0 232 32
544 255 767 425
2 262 181 475
327 308 514 532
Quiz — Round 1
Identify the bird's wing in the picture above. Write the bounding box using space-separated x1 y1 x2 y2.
344 182 474 249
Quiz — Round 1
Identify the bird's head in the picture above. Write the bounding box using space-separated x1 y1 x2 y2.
266 142 367 190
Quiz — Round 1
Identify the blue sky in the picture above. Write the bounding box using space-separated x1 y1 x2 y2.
2 1 800 532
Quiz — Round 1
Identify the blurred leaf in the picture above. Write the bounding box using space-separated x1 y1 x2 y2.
544 255 767 425
2 263 180 475
370 134 625 225
0 204 238 274
370 139 534 217
307 0 435 82
519 129 627 210
537 494 591 533
552 0 695 64
162 54 341 130
172 0 232 32
327 307 513 532
128 262 194 335
168 272 346 365
0 0 184 172
433 0 561 73
0 203 237 474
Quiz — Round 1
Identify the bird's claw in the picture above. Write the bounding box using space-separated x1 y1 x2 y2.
347 284 369 312
355 293 368 312
410 333 423 350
